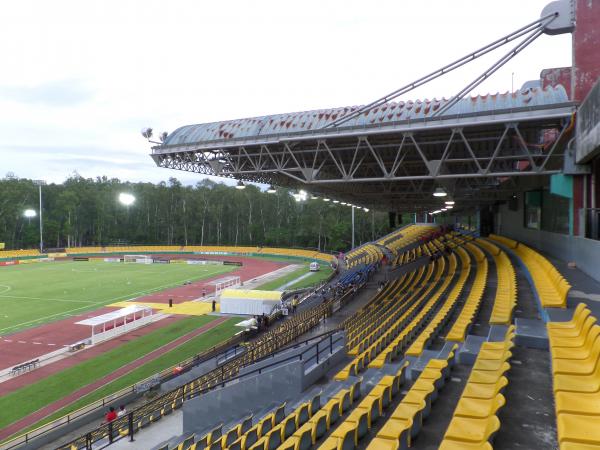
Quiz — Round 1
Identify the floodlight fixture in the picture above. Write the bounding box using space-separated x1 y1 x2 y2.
141 127 153 139
333 200 340 204
267 185 276 193
445 200 455 205
24 209 37 218
235 180 246 190
118 193 136 206
433 187 447 197
364 208 369 212
323 198 330 202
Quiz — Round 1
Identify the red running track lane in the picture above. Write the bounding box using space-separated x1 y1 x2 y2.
0 316 183 395
0 307 135 371
0 316 229 441
136 255 287 305
0 256 285 369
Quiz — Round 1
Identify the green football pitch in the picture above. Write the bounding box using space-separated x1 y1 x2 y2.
0 261 236 335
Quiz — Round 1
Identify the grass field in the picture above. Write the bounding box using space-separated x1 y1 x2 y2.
256 264 333 291
0 315 241 433
0 261 236 334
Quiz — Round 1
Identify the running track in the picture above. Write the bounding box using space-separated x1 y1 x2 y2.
0 256 285 370
0 316 229 441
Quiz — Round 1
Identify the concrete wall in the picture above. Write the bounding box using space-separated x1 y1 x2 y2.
183 360 303 435
496 201 600 283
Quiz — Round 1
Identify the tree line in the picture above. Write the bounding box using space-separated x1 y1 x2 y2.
0 173 404 253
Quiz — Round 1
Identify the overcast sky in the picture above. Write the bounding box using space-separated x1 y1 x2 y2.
1 0 572 185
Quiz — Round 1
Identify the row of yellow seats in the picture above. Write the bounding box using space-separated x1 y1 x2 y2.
168 421 225 450
346 244 382 268
367 347 458 449
345 268 424 349
318 365 409 450
65 396 186 449
439 326 514 449
170 399 287 450
344 263 438 366
367 260 450 370
394 253 459 357
345 277 411 349
407 250 472 354
103 245 181 252
346 269 425 352
335 266 437 380
145 304 329 428
477 239 518 325
445 245 488 342
489 234 570 309
342 278 398 334
515 242 570 309
0 249 40 258
379 225 436 252
547 303 600 449
66 246 104 254
279 381 362 450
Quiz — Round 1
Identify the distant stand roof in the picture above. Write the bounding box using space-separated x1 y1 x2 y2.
164 85 569 147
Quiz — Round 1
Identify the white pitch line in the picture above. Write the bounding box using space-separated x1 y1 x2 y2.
0 272 230 334
0 285 11 295
0 295 97 304
33 342 42 345
17 340 26 344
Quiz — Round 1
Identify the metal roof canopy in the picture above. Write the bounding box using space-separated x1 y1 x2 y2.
150 1 575 212
75 305 152 327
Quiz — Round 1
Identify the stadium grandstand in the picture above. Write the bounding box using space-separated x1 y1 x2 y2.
2 1 600 450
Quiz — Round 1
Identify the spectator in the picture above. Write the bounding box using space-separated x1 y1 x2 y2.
117 405 127 417
212 299 216 312
292 295 299 313
105 407 117 423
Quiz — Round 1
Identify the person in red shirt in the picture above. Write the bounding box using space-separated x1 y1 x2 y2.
105 407 117 422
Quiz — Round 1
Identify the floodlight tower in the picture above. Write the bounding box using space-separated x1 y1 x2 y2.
33 180 46 253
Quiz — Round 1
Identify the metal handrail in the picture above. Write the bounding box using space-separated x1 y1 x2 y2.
0 335 242 450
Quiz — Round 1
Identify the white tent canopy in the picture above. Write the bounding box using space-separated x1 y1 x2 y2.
76 305 152 330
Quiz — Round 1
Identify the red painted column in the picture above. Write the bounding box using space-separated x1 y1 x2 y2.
572 0 600 235
573 0 600 103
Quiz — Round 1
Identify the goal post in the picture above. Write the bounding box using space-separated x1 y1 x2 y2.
123 255 153 264
215 276 241 297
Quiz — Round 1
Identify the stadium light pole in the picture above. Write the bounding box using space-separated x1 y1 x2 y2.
351 205 355 249
33 180 46 253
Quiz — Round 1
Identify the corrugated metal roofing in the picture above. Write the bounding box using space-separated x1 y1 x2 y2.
163 85 568 146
